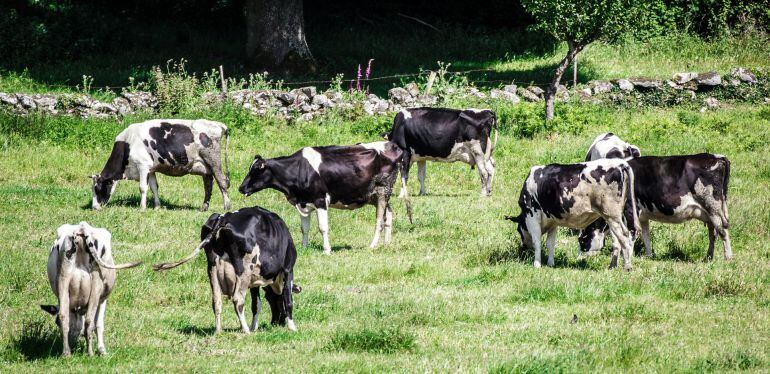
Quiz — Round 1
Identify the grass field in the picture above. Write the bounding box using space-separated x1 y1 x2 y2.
1 100 769 372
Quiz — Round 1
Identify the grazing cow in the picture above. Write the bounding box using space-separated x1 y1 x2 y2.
505 159 638 270
153 207 299 332
579 154 732 261
585 132 641 161
238 141 410 255
382 107 498 197
91 119 230 211
41 222 143 357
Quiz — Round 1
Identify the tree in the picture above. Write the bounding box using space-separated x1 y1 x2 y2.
245 0 316 74
520 0 635 120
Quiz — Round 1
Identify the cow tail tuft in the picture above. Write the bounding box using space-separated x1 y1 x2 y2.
404 189 413 224
153 218 221 271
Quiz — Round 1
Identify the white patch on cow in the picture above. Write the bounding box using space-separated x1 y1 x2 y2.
400 109 412 119
286 318 297 332
360 141 387 153
302 147 322 174
465 108 490 113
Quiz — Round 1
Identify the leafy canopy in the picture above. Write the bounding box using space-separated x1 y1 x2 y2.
521 0 636 46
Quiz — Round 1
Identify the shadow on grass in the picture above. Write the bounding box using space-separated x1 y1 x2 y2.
5 318 61 361
79 195 202 211
657 241 697 262
176 325 240 337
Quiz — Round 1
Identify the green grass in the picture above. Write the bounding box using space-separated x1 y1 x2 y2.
1 100 769 372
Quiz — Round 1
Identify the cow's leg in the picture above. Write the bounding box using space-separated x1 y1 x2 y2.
706 222 717 261
369 198 386 248
470 142 490 197
211 165 231 211
95 300 107 355
300 210 311 247
545 227 557 267
83 285 103 356
264 286 283 325
384 204 394 244
485 157 496 196
640 219 653 258
208 265 223 333
232 285 250 334
526 219 543 268
148 172 161 209
708 214 733 261
201 174 213 212
138 168 150 210
249 287 261 332
398 152 412 198
56 275 72 357
721 228 733 261
417 161 427 196
283 272 297 331
317 208 331 255
606 218 634 271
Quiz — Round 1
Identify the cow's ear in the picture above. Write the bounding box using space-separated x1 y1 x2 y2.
40 305 58 315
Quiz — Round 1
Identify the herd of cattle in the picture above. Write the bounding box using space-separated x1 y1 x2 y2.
41 107 732 357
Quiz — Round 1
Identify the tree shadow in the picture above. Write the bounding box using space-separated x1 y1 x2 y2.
7 318 62 361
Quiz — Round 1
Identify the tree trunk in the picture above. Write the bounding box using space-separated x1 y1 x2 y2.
545 41 582 121
245 0 316 74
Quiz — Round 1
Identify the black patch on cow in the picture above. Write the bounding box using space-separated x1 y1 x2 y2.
601 133 614 141
520 164 587 219
605 148 623 159
100 141 131 180
148 122 194 166
199 133 212 147
143 139 149 147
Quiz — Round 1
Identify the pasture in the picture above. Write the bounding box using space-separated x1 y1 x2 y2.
1 102 769 372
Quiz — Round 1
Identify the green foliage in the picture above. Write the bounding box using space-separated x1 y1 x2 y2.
329 326 416 353
520 0 637 46
151 60 201 115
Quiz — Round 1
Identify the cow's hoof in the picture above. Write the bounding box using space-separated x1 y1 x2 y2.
533 261 541 268
199 204 209 212
62 351 71 358
97 347 107 356
724 254 733 261
547 261 555 267
624 266 633 272
287 319 297 332
323 249 331 256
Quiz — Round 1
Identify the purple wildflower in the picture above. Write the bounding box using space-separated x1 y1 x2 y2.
365 59 374 80
356 64 362 92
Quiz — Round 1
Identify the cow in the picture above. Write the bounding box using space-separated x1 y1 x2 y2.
382 107 498 197
585 132 641 161
505 159 638 270
91 119 230 211
578 154 733 261
238 141 410 255
153 207 299 333
40 222 143 357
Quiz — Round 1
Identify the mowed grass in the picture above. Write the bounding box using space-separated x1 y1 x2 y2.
1 103 769 372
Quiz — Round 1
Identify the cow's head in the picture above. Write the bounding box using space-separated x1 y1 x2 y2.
578 222 607 253
91 175 117 210
239 155 271 196
505 214 533 249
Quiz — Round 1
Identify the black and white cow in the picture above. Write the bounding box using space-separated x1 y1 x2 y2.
41 222 142 357
585 132 641 161
238 141 409 255
383 107 497 197
579 154 732 261
153 207 299 333
91 119 230 211
506 159 638 270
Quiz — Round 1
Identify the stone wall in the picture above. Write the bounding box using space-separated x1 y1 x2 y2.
0 68 764 120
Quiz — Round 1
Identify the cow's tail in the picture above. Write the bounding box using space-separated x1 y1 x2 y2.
224 127 231 187
84 241 143 270
718 155 731 228
152 227 219 271
404 190 413 224
622 163 639 234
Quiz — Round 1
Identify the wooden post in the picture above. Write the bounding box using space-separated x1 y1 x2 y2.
572 55 577 88
424 71 437 97
219 65 227 94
